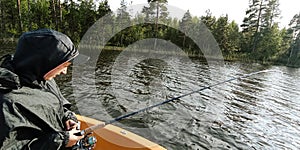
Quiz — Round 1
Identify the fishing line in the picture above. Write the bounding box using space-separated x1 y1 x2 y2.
76 69 275 136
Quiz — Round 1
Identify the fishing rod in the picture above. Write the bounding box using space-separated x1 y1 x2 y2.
76 69 275 136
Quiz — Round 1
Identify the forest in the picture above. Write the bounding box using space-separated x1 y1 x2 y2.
1 0 300 67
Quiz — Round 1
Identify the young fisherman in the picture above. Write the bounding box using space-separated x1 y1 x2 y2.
0 29 84 149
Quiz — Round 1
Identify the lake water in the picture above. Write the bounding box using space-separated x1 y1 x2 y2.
2 49 300 149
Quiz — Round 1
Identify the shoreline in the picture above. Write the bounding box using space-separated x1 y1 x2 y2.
1 42 297 68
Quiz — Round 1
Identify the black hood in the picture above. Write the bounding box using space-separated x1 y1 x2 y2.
11 29 78 84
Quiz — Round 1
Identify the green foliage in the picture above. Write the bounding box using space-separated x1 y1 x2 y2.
200 10 216 31
253 24 282 61
0 0 298 67
179 10 193 50
227 21 242 53
0 0 111 43
285 12 300 66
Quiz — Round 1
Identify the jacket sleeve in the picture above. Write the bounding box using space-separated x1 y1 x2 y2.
2 130 69 150
24 131 69 150
47 79 79 124
0 99 69 150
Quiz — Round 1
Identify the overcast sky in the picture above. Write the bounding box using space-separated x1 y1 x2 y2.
108 0 300 29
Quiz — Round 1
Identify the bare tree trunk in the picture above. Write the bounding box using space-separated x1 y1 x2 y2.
251 0 263 53
155 1 159 34
287 29 298 65
183 34 186 48
17 0 23 32
154 1 159 49
287 46 294 65
52 0 58 30
58 0 62 30
2 4 7 36
27 0 32 30
0 0 3 35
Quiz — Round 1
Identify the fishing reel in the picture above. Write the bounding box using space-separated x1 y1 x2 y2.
72 134 97 150
71 121 97 150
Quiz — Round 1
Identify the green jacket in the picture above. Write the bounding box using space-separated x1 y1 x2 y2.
0 29 79 150
0 67 73 149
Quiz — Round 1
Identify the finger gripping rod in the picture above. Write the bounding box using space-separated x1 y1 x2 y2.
75 122 106 136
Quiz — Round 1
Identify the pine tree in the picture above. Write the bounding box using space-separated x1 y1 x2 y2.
287 12 300 66
115 0 131 47
241 0 266 53
261 0 280 28
17 0 23 32
213 15 229 53
241 0 281 60
142 0 168 49
227 21 241 53
200 9 216 31
179 10 192 49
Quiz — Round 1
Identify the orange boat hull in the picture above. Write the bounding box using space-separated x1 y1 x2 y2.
76 115 167 150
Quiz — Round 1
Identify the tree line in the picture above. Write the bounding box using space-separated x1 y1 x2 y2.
1 0 300 67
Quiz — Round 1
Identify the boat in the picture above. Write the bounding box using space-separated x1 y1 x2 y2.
76 115 167 150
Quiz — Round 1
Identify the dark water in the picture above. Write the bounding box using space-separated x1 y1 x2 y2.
2 49 300 149
67 50 300 150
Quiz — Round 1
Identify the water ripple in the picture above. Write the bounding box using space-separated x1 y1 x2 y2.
54 50 300 150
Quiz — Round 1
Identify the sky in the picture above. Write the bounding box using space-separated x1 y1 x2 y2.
108 0 300 29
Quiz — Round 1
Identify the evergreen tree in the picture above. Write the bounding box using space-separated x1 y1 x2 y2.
213 15 229 53
78 0 97 37
287 12 300 66
179 10 193 50
141 0 168 49
97 0 111 18
200 9 216 31
0 0 297 66
262 0 280 28
227 21 242 53
241 0 266 53
115 0 131 47
1 0 19 37
62 0 81 43
241 0 281 61
256 24 282 61
142 0 168 37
